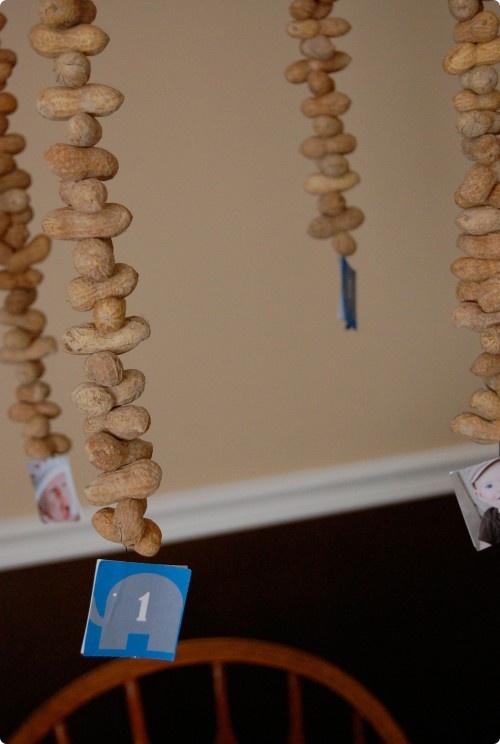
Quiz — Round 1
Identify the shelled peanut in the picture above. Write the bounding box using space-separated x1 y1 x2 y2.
443 0 500 443
285 0 364 257
0 11 71 461
30 0 162 556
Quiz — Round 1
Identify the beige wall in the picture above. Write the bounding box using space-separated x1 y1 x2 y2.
0 0 483 518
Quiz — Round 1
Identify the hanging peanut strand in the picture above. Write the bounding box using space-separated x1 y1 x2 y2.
443 0 500 444
29 0 162 556
284 0 364 257
0 11 71 461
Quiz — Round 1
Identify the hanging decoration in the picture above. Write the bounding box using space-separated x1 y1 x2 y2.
29 0 162 555
284 0 363 329
0 10 71 461
443 0 500 443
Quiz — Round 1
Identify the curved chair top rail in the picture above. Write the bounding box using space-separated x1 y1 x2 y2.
10 636 410 744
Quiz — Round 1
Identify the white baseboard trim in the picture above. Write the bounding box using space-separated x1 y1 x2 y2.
0 443 495 571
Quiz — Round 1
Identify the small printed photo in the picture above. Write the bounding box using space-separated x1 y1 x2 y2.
28 455 81 524
450 458 500 551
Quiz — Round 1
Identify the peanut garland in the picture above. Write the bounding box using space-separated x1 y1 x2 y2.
0 11 71 461
284 0 364 256
443 0 500 444
29 0 162 556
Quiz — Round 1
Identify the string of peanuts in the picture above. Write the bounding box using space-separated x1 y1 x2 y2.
284 0 364 257
443 0 500 444
29 0 162 556
0 11 71 461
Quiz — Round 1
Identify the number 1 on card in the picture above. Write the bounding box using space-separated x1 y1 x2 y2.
137 591 150 622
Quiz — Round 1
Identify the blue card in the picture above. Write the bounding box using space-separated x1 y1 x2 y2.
337 257 357 330
82 559 191 660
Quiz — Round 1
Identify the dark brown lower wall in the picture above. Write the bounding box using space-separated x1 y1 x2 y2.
2 493 500 743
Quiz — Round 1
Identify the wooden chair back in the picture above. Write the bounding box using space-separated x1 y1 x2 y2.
10 637 410 744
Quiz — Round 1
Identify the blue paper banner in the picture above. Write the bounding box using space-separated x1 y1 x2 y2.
82 559 191 661
337 257 357 330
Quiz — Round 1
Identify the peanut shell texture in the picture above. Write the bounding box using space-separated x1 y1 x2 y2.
285 2 363 273
444 1 500 447
29 1 162 554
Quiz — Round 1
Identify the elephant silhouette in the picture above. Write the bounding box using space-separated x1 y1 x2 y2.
90 571 184 653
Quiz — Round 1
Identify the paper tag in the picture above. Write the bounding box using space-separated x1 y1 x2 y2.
337 257 357 330
450 457 500 551
28 454 81 524
82 559 191 660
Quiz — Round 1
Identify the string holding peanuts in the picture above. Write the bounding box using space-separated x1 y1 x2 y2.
0 10 71 463
284 0 363 329
29 0 162 556
443 0 500 445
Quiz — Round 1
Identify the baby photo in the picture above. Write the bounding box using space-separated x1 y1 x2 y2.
28 455 81 524
451 458 500 551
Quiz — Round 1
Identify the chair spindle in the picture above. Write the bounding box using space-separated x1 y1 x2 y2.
286 672 306 744
212 661 238 744
54 721 71 744
124 679 150 744
352 709 366 744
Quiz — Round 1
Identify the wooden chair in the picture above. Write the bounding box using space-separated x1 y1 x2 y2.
9 637 410 744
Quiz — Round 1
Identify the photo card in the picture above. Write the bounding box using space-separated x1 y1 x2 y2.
28 454 81 524
450 457 500 551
